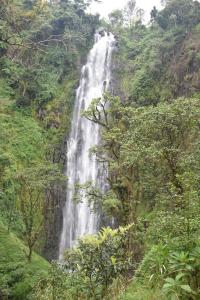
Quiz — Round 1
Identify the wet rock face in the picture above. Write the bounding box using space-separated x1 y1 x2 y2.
110 47 127 102
43 182 66 261
42 138 67 261
97 27 106 36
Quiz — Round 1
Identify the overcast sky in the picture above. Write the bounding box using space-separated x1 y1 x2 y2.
89 0 163 21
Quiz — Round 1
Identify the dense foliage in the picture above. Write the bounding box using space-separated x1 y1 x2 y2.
94 1 200 298
85 95 200 299
0 224 49 299
0 0 100 231
1 0 200 299
0 0 100 298
83 0 200 298
35 225 133 299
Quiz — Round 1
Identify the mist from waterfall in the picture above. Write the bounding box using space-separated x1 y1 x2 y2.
59 32 115 259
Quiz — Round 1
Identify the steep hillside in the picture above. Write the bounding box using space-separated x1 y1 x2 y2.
0 1 100 298
112 12 200 105
0 0 100 262
0 224 49 299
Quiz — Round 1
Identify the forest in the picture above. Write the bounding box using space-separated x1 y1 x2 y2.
0 0 200 299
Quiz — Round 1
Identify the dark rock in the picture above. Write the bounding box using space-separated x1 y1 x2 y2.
97 27 105 36
42 136 67 261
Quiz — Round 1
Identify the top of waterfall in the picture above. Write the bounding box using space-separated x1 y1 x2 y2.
95 30 115 44
97 27 106 35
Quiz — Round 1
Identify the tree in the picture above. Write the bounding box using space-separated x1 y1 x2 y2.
136 8 145 24
124 0 136 28
35 225 133 300
155 0 200 30
15 165 64 261
109 9 124 28
150 6 158 23
84 94 200 225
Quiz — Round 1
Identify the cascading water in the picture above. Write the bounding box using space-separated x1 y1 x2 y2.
59 32 115 259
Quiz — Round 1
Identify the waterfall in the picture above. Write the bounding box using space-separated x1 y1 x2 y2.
59 32 115 259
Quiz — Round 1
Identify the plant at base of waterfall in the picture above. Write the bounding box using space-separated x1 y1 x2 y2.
165 249 200 298
162 274 196 300
33 225 134 300
135 244 169 285
133 243 200 299
33 263 74 300
59 225 134 300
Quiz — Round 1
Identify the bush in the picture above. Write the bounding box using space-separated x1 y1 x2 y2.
34 225 134 300
134 242 200 299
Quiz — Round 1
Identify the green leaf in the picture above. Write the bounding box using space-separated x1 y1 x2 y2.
180 285 194 294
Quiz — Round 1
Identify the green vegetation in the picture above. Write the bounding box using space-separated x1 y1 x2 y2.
1 0 200 299
111 3 200 104
119 282 165 300
0 0 100 245
0 0 100 298
34 225 133 300
0 223 49 299
83 94 200 299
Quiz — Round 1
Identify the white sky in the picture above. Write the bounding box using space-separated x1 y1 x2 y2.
89 0 163 21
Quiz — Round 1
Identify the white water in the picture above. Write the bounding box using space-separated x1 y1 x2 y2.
59 32 115 259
